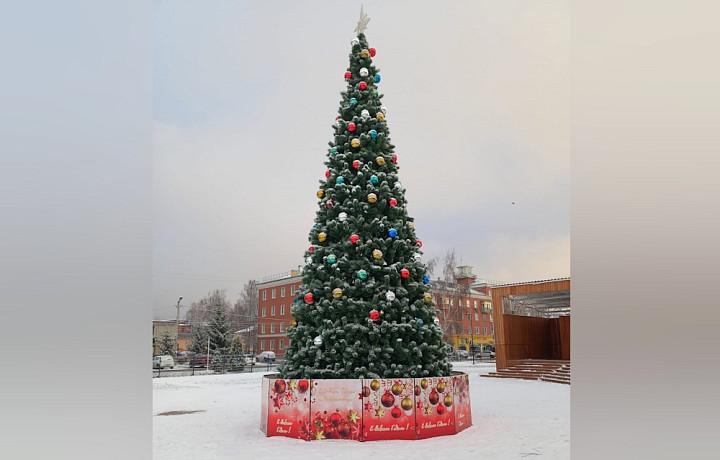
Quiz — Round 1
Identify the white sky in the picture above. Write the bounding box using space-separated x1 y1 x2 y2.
153 1 570 319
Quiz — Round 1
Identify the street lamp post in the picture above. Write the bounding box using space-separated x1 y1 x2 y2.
468 312 475 365
176 296 183 360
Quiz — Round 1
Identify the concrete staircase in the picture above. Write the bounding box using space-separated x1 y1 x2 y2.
482 359 570 385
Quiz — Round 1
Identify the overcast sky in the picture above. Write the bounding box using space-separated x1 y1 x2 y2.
153 0 569 319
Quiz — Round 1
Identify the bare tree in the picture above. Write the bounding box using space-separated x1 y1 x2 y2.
429 249 467 347
231 280 259 354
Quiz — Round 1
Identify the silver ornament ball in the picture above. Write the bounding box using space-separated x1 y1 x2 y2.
338 212 348 222
359 67 369 77
386 291 396 301
314 335 323 346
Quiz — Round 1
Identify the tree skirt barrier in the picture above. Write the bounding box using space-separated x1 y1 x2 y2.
260 372 471 441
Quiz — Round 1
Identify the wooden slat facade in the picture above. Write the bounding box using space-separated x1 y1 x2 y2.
491 279 570 370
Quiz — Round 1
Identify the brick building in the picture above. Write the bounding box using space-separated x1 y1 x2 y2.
152 320 191 356
255 266 495 358
256 271 302 357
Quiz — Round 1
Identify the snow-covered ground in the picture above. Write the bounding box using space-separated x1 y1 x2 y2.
153 361 569 460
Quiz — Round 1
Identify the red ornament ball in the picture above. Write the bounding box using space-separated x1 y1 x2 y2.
352 159 360 169
414 385 422 396
416 239 423 247
389 198 398 207
392 153 397 163
400 268 410 279
298 380 309 393
344 71 352 80
304 293 314 304
429 390 440 405
325 170 331 178
348 123 356 132
369 48 376 57
437 404 446 415
362 386 371 397
274 380 286 394
381 390 395 408
369 309 380 321
330 412 343 426
337 422 352 438
350 234 360 244
323 425 338 439
325 200 334 209
308 246 314 252
359 81 368 90
391 406 402 419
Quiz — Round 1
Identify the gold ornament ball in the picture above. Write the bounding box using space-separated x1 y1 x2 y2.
408 221 415 229
290 321 297 327
360 49 370 58
437 381 446 393
424 293 433 302
401 396 413 411
375 156 386 166
367 193 377 203
376 112 385 121
372 249 383 260
370 379 380 391
318 232 327 242
332 288 343 299
443 393 453 407
420 378 428 389
317 190 324 199
351 138 361 148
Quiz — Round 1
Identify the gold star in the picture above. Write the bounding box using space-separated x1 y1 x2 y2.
348 410 360 424
354 5 370 35
315 430 326 441
425 407 433 415
289 380 298 391
375 407 385 418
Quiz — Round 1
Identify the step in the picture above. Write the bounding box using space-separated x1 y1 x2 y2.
540 376 570 384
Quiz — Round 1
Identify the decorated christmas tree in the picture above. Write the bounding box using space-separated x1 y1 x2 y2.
279 10 451 380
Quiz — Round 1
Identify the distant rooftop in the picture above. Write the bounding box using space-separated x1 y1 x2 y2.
493 277 570 288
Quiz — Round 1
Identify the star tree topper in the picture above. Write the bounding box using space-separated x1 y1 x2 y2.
354 5 370 35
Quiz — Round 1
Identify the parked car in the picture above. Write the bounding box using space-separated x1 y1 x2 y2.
474 351 496 359
243 354 256 365
189 354 210 368
153 355 175 369
451 350 469 360
257 351 276 362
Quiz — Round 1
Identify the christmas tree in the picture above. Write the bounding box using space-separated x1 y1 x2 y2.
280 10 451 380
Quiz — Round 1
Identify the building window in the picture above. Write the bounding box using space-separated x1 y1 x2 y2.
490 314 493 322
483 326 488 335
451 325 456 333
482 313 487 322
260 340 265 350
272 288 276 299
271 323 275 333
280 322 285 332
474 300 478 308
466 299 470 307
261 324 266 333
281 287 286 297
271 305 276 316
476 326 480 334
262 307 266 317
262 290 267 300
280 305 285 315
475 313 479 321
270 339 275 350
279 340 284 350
290 285 295 295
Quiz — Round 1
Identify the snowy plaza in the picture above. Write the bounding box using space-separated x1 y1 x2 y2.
153 361 569 460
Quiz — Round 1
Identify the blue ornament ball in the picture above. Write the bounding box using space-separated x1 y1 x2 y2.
417 319 424 328
357 269 368 280
331 147 338 154
374 90 379 97
349 98 358 106
423 275 429 284
388 228 398 238
327 254 337 264
370 130 378 139
336 176 344 185
375 74 381 83
370 175 379 185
